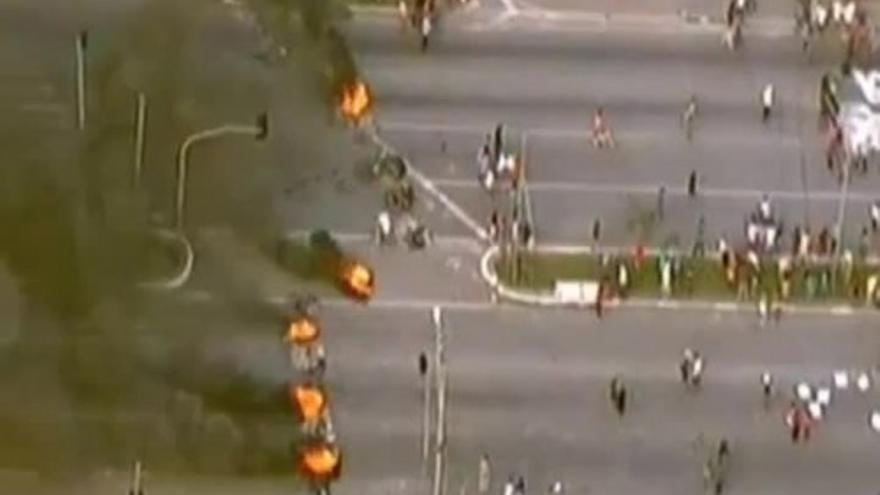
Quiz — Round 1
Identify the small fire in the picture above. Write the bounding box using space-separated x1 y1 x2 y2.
340 260 375 300
290 383 328 424
285 316 320 345
300 442 342 480
339 80 372 124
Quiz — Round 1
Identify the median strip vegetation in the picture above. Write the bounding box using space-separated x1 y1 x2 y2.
498 250 880 305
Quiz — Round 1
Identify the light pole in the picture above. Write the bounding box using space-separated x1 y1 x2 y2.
174 114 268 231
128 460 144 495
431 306 448 495
132 92 148 188
422 349 433 472
75 30 87 130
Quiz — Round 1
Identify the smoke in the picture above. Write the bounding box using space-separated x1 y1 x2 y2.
0 0 357 477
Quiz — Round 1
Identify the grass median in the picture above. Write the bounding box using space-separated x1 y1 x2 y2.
498 250 880 305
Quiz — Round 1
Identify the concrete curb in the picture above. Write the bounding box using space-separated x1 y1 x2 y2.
479 245 880 317
138 228 194 291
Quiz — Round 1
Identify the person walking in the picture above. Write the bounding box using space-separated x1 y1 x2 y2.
420 11 432 52
609 375 628 416
687 170 698 197
761 372 773 408
761 83 775 123
419 351 428 377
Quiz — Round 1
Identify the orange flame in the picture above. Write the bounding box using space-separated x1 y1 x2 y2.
340 81 372 123
290 383 328 423
300 443 342 480
286 317 319 345
340 260 374 300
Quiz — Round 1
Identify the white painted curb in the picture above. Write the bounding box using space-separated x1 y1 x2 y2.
139 228 194 291
479 245 880 317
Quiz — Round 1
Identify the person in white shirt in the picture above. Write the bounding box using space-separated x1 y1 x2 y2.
420 13 432 52
376 210 392 244
761 84 775 122
759 194 772 221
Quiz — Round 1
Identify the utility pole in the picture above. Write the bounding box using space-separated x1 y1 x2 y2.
128 460 144 495
431 306 447 495
75 30 88 130
422 348 433 472
174 115 268 231
132 92 147 188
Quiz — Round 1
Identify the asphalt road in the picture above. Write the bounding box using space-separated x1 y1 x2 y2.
321 303 880 495
5 297 878 494
346 13 880 250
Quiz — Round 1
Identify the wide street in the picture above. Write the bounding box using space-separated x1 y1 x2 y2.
12 297 877 495
323 303 880 495
3 0 880 494
347 5 880 249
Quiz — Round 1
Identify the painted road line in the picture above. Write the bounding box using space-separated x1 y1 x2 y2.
370 128 489 241
209 291 497 311
381 121 802 148
427 177 880 203
283 230 482 251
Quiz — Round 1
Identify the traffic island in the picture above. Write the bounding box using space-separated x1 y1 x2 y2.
482 245 880 313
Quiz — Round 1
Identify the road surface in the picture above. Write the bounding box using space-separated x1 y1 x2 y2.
346 10 880 251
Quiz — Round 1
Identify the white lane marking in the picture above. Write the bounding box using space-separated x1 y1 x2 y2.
425 178 880 203
406 163 490 241
282 230 482 251
370 127 489 242
176 289 879 318
380 121 802 147
193 290 497 311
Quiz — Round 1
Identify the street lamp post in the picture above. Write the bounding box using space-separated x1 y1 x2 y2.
75 30 87 130
132 92 147 188
174 115 268 231
431 306 448 495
